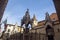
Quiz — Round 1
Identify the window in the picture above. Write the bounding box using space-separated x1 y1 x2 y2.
8 29 10 32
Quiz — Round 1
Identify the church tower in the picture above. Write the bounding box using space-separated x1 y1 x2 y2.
32 14 38 28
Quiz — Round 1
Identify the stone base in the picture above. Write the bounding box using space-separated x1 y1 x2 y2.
24 28 29 33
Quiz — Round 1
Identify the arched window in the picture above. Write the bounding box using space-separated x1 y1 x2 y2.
8 29 10 32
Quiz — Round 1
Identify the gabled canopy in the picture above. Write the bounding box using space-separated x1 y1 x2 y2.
45 12 51 22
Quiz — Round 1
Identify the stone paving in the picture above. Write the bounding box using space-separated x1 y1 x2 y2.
0 39 3 40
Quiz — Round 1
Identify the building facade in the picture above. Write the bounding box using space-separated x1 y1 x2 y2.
30 13 60 40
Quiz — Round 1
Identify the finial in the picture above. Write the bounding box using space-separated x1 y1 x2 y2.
26 8 29 13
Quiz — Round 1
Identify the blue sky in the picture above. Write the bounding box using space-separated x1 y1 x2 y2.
2 0 56 26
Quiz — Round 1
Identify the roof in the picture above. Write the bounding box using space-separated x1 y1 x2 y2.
38 20 45 26
50 13 58 21
6 24 21 27
38 13 59 26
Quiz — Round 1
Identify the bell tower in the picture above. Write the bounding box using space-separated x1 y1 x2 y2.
32 14 38 28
